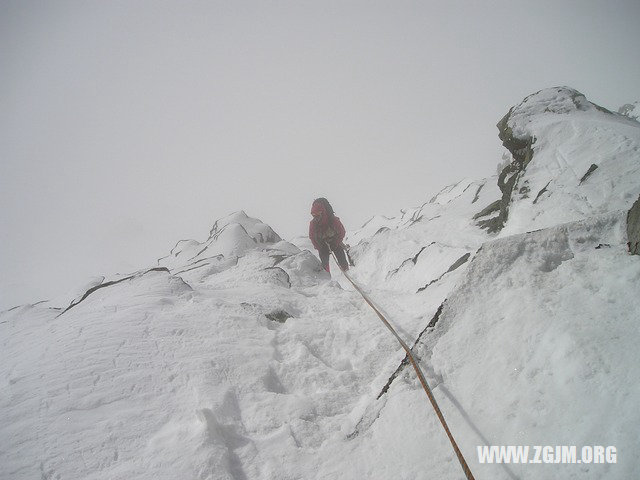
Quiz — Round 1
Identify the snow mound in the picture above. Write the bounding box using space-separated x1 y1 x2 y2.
156 213 328 290
209 211 281 245
158 211 281 271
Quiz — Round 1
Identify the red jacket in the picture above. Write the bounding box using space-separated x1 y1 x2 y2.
309 216 345 250
309 201 345 250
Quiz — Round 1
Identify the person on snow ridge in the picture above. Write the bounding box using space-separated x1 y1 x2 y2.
309 197 349 273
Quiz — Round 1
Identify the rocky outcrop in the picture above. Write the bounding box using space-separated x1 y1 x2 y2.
476 111 536 233
628 195 640 255
477 87 616 234
265 309 293 323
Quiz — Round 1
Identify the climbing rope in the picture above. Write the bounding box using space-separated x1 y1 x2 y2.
329 248 476 480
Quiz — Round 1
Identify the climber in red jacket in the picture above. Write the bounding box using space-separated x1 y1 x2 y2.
309 197 349 272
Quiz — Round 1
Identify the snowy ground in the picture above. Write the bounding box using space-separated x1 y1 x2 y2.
2 88 639 479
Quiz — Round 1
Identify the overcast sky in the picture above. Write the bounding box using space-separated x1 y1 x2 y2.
2 0 639 309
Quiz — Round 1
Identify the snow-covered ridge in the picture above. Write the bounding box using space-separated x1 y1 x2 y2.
470 87 640 235
2 87 639 480
501 87 610 139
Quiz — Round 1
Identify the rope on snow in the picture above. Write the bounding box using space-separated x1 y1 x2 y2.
329 249 476 480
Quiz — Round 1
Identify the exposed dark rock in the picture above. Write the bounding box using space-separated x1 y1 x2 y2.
387 258 414 279
173 255 236 276
417 252 471 293
533 181 551 204
478 87 614 234
411 245 432 264
376 303 445 400
262 267 291 288
446 252 472 274
407 214 423 226
399 208 425 227
579 164 599 184
360 215 395 229
194 245 210 258
496 107 530 155
518 181 531 198
374 227 390 236
473 199 500 222
376 355 410 400
426 303 445 329
627 195 640 255
428 181 473 204
618 102 639 121
475 136 535 233
386 243 434 279
595 244 611 249
174 263 210 275
265 309 293 323
57 267 173 317
472 183 485 204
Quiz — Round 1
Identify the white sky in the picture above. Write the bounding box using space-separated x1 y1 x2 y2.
2 0 639 309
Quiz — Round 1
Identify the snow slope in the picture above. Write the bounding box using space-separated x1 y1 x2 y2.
2 87 639 479
426 212 640 479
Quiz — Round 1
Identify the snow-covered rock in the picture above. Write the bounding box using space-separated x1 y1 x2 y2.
2 87 639 480
347 176 499 291
158 210 281 271
618 101 639 121
627 194 640 255
481 86 640 235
